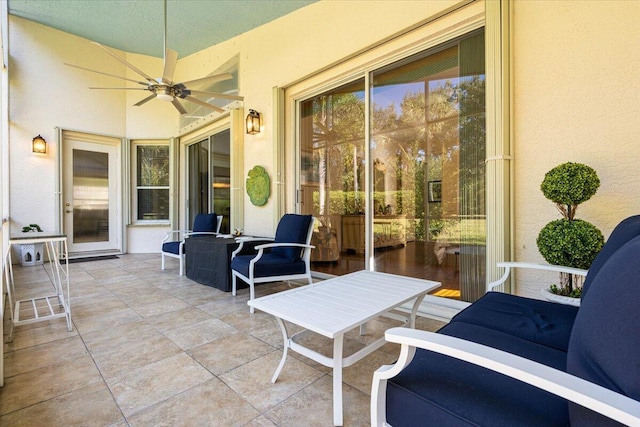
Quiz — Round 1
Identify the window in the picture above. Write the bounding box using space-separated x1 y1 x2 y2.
133 142 170 222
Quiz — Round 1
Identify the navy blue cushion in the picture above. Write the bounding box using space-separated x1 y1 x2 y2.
192 213 218 233
162 241 182 255
387 322 569 427
450 291 578 351
567 234 640 426
271 214 312 261
231 253 307 279
581 215 640 299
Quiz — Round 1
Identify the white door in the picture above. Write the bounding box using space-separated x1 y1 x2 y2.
62 131 122 255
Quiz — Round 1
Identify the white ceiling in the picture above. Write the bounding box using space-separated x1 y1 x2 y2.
8 0 317 58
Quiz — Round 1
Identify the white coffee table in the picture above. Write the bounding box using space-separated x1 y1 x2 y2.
248 270 440 426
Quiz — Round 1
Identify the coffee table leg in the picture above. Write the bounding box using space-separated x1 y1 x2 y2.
409 293 428 328
333 334 344 426
271 317 289 383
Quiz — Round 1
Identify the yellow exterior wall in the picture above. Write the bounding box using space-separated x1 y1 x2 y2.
512 0 640 296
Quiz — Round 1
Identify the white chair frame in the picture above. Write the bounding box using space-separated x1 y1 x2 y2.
161 214 222 276
231 217 315 313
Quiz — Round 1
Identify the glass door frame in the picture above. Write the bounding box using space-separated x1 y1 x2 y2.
286 1 509 303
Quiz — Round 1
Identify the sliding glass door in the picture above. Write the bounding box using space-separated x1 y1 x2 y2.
298 30 486 302
187 129 231 233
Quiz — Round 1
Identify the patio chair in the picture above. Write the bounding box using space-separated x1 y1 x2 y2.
230 214 315 313
161 213 222 276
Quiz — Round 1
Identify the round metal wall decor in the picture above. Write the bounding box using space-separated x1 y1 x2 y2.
246 165 271 206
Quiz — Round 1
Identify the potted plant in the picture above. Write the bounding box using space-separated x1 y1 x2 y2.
536 162 604 300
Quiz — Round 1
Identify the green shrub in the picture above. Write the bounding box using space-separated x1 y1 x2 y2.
540 162 600 219
536 219 604 269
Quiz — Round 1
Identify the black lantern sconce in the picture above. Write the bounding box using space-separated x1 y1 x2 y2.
246 109 261 135
32 135 47 154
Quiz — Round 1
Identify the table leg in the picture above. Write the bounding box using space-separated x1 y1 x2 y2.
333 334 344 426
409 293 428 328
271 317 290 383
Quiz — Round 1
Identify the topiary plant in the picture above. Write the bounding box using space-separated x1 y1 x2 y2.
536 162 604 297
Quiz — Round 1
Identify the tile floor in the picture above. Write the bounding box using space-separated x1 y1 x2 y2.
1 254 444 426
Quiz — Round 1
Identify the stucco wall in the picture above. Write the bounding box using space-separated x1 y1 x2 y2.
512 0 640 296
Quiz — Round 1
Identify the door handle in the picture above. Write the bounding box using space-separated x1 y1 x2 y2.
65 210 73 213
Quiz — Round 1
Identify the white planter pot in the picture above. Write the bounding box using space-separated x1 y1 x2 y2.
21 243 44 266
541 287 581 307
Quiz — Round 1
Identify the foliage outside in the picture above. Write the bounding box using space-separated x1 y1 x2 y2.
536 162 603 297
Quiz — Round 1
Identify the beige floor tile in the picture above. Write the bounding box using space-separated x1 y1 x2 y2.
3 335 88 377
73 307 143 335
219 309 279 333
146 306 213 333
197 295 251 317
0 354 103 415
188 332 275 375
127 296 191 318
220 351 324 412
85 323 182 380
265 376 370 427
107 352 213 417
127 377 260 427
162 318 238 350
244 415 279 427
0 382 123 427
3 318 77 352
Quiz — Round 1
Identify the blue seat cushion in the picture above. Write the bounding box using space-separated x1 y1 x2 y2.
386 322 569 427
450 291 578 351
192 213 218 233
581 214 640 299
231 253 307 279
272 214 312 261
567 234 640 425
162 241 181 255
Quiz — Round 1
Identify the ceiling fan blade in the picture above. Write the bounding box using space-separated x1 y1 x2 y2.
180 73 233 87
92 42 155 83
187 90 244 101
184 95 225 113
89 87 148 90
134 93 158 107
171 98 188 114
162 48 178 84
65 63 148 86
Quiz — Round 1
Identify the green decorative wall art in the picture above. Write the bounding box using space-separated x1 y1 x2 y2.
246 165 271 206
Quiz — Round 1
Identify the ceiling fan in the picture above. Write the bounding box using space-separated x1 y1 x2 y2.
65 0 243 114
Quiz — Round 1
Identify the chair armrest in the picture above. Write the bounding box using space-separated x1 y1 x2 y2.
254 242 315 250
231 237 274 259
488 261 588 292
184 232 219 237
162 229 189 243
371 328 640 427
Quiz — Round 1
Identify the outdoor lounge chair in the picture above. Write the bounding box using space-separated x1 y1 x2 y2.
230 214 315 313
372 215 640 426
161 213 222 276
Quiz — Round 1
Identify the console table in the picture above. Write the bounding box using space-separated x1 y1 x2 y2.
4 234 72 342
184 236 270 292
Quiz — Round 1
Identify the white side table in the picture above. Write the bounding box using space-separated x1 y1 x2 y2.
4 234 72 341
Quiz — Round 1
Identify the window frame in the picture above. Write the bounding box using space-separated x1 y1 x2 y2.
130 139 171 225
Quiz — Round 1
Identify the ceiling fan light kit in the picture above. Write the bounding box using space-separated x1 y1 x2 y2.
64 0 243 115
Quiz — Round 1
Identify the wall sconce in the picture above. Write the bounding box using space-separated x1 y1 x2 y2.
32 135 47 154
246 109 261 135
